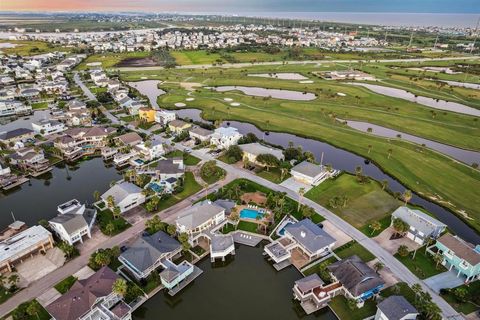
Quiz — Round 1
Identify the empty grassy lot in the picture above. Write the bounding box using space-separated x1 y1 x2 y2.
306 174 401 229
76 51 151 70
0 40 71 56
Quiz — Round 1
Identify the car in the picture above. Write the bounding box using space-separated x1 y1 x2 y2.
185 148 192 153
120 245 128 252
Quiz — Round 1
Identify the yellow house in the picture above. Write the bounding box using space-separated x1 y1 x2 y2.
138 107 156 123
168 119 192 134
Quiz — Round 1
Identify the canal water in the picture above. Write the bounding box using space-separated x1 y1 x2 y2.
349 82 480 117
340 119 480 165
440 80 480 90
248 73 309 80
133 244 337 320
211 86 317 101
0 158 121 228
127 80 165 109
174 108 480 243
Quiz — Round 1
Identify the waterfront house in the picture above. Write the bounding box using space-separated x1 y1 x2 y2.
48 199 96 245
175 201 226 243
126 101 147 115
209 234 235 262
0 100 31 117
168 119 192 134
327 255 385 304
290 161 333 186
31 119 66 136
431 233 480 282
374 296 418 320
115 132 143 147
188 126 213 143
0 128 34 146
0 225 54 273
134 138 165 161
210 126 243 149
119 230 181 279
153 158 184 180
101 181 146 213
391 207 446 245
265 219 336 268
46 266 132 320
55 127 116 160
155 110 176 125
138 107 156 122
160 259 195 290
292 273 343 314
239 142 284 165
9 147 51 175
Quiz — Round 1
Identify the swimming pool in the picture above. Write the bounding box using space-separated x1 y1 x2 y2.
277 221 294 236
148 182 165 193
240 208 264 220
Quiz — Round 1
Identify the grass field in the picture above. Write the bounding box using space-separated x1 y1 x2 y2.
329 296 377 320
334 241 376 262
306 174 401 229
120 60 480 233
164 150 201 165
440 281 480 315
156 172 202 211
0 40 71 56
394 246 446 279
54 276 77 294
76 51 151 70
171 50 224 65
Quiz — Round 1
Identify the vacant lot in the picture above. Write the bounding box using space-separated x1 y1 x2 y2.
306 174 401 229
171 50 224 65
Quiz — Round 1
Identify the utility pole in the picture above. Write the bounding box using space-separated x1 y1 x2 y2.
408 30 414 48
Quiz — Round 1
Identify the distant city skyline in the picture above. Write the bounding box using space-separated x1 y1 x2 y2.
1 0 479 13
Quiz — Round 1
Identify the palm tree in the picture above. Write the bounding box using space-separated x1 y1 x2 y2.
393 219 409 237
381 179 388 191
112 278 128 297
397 245 410 257
373 261 384 273
433 253 443 269
26 300 41 320
280 168 288 181
354 165 362 178
8 274 19 288
402 189 412 205
93 190 100 202
298 187 305 211
167 224 177 236
367 144 372 154
387 148 393 159
106 195 115 209
112 207 121 220
370 221 382 235
105 223 115 236
411 283 423 303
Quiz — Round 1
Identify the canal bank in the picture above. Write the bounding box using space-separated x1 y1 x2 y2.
0 157 121 228
133 243 337 320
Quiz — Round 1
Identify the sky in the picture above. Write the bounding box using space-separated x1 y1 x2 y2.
1 0 479 13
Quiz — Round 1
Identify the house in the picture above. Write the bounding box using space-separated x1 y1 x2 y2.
292 273 343 314
0 128 35 146
375 296 418 320
328 255 385 303
265 219 336 268
126 101 146 115
134 138 165 161
9 147 51 175
168 119 192 134
239 143 284 165
160 259 195 290
119 230 181 279
55 127 116 160
155 110 176 125
115 132 143 147
67 99 87 111
0 100 31 117
101 181 146 213
48 199 96 245
391 207 446 245
210 126 243 149
432 233 480 282
290 161 332 186
32 119 66 136
153 158 184 180
46 266 132 320
138 107 156 122
189 126 213 142
175 201 226 242
210 234 235 262
0 225 54 273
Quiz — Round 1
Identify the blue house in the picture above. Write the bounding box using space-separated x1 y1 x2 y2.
328 255 385 304
433 233 480 282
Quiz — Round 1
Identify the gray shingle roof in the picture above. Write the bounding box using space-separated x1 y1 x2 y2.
210 234 234 253
155 159 183 174
239 143 284 160
291 161 325 178
284 219 336 254
101 182 142 204
392 206 445 236
0 128 33 140
120 231 180 274
295 274 324 293
176 202 225 230
49 214 88 234
377 296 418 320
327 255 385 297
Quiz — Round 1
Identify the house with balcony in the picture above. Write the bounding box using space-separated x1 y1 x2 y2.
155 110 176 125
55 127 116 160
138 107 156 123
119 230 181 279
374 296 418 320
31 119 66 136
46 266 132 320
290 161 335 186
265 219 336 269
9 147 51 176
115 132 143 147
168 119 192 134
391 207 446 245
431 233 480 282
188 126 213 143
0 128 35 147
134 138 165 161
293 274 343 314
160 259 195 291
48 199 96 245
101 181 146 213
327 255 385 305
210 126 243 149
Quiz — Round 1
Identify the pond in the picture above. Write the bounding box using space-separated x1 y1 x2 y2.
127 80 165 109
248 73 308 80
350 82 480 117
0 43 17 48
0 158 121 228
133 244 337 320
210 86 316 101
440 80 480 90
340 119 480 165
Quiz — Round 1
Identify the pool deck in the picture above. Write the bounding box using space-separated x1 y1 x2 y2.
232 231 264 247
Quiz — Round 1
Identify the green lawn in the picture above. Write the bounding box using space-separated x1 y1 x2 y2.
0 40 71 56
256 167 290 184
440 281 480 315
54 276 77 294
306 173 401 229
165 150 201 166
200 165 226 184
6 299 50 320
220 223 236 234
302 256 338 277
394 247 446 279
76 51 152 70
329 295 377 320
31 102 48 110
334 241 376 262
191 245 206 256
156 172 202 211
358 215 392 238
171 50 224 65
237 220 260 233
0 288 14 305
96 209 131 236
89 86 108 94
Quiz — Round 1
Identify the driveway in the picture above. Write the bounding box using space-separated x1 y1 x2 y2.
322 220 352 250
280 177 312 193
424 270 466 293
373 227 420 255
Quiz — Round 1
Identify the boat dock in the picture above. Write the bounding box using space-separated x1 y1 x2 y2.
167 265 203 296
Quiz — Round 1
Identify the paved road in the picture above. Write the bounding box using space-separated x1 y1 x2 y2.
115 55 480 72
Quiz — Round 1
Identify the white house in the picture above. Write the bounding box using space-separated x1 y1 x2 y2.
155 110 176 125
101 181 146 213
391 207 446 245
290 161 332 186
32 119 66 136
375 296 418 320
239 142 284 165
49 199 96 245
188 126 213 142
210 126 243 149
134 138 165 161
